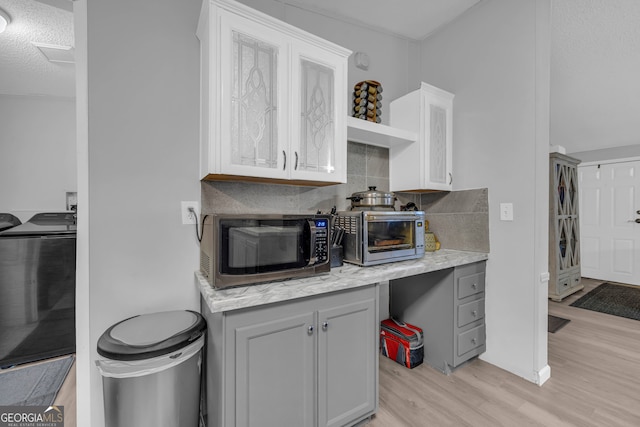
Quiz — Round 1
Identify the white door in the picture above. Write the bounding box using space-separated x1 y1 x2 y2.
579 160 640 285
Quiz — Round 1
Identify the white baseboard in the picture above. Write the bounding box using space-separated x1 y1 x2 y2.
535 364 551 386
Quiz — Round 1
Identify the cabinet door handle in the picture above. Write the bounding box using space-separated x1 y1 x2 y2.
283 150 287 170
322 321 328 331
294 151 299 170
307 325 314 335
449 172 453 185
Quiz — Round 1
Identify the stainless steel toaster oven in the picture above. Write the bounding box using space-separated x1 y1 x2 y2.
336 211 426 266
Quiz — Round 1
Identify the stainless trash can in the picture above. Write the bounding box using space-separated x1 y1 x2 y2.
96 310 206 427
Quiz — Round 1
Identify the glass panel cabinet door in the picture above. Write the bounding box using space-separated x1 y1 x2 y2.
218 11 289 179
421 85 453 191
298 59 335 174
231 31 279 170
291 42 347 183
429 104 448 186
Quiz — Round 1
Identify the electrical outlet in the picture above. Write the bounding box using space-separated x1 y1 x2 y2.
66 191 77 211
181 201 200 225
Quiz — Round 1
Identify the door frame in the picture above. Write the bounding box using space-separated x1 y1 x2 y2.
579 156 640 168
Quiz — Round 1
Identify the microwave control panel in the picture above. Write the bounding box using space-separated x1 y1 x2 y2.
315 218 329 264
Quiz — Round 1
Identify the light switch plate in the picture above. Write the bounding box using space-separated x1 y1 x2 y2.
500 203 513 221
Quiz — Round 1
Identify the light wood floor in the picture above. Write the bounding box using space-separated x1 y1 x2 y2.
50 278 640 427
54 356 76 427
369 278 640 427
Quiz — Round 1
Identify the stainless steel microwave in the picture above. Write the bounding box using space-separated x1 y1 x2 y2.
200 214 331 288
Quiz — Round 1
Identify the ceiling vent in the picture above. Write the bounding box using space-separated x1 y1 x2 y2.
32 42 75 64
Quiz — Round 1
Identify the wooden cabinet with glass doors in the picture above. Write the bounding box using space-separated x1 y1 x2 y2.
549 152 583 301
197 0 350 185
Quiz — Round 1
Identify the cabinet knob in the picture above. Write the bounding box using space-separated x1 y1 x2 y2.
472 310 477 317
307 325 314 335
322 321 328 331
472 283 478 290
471 338 477 345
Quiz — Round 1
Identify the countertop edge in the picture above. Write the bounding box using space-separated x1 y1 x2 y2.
197 249 488 313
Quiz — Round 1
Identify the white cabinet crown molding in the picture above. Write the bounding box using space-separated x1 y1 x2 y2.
207 0 351 57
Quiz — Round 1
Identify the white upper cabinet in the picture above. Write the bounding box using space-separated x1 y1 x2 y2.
389 82 454 192
197 0 350 185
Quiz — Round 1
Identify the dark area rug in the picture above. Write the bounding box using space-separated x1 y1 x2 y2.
0 355 74 406
548 315 571 333
570 282 640 321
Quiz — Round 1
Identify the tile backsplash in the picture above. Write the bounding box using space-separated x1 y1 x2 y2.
201 142 395 215
419 188 490 253
201 142 489 253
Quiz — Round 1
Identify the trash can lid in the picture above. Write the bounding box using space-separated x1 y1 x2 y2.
97 310 206 361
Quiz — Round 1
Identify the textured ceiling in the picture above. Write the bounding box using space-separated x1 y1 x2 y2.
550 0 640 153
0 0 74 98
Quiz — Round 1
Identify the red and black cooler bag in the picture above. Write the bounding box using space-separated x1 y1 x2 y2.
380 318 424 369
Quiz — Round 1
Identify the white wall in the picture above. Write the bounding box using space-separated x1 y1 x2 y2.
238 0 420 121
419 0 551 383
0 95 76 222
75 1 203 426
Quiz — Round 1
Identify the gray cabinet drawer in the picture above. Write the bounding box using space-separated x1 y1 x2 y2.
457 299 485 328
569 273 581 289
457 272 485 299
554 275 570 295
457 324 485 356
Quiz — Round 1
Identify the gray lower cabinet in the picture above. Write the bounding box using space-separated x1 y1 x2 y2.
201 285 378 427
390 261 486 374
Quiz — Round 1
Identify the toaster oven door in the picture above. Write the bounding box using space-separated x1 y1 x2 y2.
363 215 420 264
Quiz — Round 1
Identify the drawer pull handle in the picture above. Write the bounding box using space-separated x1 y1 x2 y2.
472 310 477 317
471 338 477 345
308 325 314 335
472 283 478 290
322 321 328 331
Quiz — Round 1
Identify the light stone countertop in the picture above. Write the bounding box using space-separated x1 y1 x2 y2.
197 249 488 314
